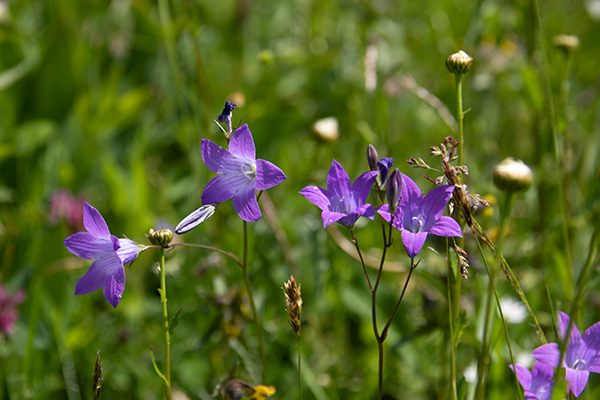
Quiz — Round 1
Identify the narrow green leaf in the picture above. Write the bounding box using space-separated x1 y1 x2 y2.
169 308 182 337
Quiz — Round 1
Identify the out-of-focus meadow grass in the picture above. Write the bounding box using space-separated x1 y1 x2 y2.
0 0 599 398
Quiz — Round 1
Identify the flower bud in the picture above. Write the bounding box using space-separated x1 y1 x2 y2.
492 157 533 193
376 157 394 188
446 50 473 75
553 34 579 54
386 168 402 212
147 228 173 247
218 101 236 138
175 204 217 234
367 144 379 171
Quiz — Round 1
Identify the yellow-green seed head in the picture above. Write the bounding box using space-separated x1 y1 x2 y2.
446 50 473 74
492 157 533 193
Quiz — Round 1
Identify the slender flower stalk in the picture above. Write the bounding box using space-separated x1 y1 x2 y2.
158 248 172 400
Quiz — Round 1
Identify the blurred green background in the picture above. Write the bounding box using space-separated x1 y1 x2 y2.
1 0 599 398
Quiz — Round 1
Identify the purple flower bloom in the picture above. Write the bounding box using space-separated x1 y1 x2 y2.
64 203 140 308
532 311 600 397
377 174 462 259
299 160 378 228
201 124 287 222
510 362 562 400
0 283 25 335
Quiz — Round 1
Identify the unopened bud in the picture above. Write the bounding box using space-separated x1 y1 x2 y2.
175 204 217 234
367 144 379 171
492 157 533 193
553 34 579 54
376 157 394 188
446 50 473 75
218 101 236 138
386 168 402 212
146 228 173 247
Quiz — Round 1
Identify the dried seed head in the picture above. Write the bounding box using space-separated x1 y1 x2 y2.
283 275 302 336
93 350 103 400
146 228 173 247
492 157 533 193
446 50 473 74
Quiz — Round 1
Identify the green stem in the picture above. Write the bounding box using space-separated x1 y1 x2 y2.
456 73 464 168
159 248 172 400
297 334 302 400
241 220 266 382
446 245 457 400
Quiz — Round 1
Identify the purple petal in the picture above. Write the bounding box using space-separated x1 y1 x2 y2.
349 203 375 220
228 124 256 161
529 362 556 397
322 210 349 228
75 255 121 295
299 186 332 211
589 355 600 373
232 185 261 222
377 204 391 223
116 239 140 264
377 158 394 183
201 139 235 174
427 216 463 238
510 364 532 391
401 231 428 259
201 175 237 204
255 159 286 190
103 267 125 308
352 171 379 205
565 368 589 397
421 185 455 230
65 232 119 260
327 160 351 199
532 343 562 367
558 312 582 350
583 320 600 352
83 202 110 237
400 174 423 209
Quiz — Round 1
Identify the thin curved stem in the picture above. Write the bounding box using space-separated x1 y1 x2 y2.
159 248 172 400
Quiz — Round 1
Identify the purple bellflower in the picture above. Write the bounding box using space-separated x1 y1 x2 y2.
200 124 287 222
299 160 378 228
510 362 562 400
377 173 462 259
532 311 600 397
64 202 140 308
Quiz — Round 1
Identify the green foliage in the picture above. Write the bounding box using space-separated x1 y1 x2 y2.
1 0 599 399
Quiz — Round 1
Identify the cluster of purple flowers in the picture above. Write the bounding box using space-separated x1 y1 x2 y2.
511 311 600 399
299 147 462 260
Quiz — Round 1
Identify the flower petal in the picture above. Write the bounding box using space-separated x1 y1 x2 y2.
256 159 287 190
83 202 110 237
349 203 375 220
427 216 463 238
421 185 455 230
232 185 261 222
531 343 562 367
400 174 423 209
510 364 532 391
565 368 589 397
117 238 140 264
376 204 391 223
65 232 118 260
322 210 348 228
201 139 235 174
201 175 237 205
352 171 379 205
299 186 332 211
327 160 351 199
583 320 600 352
558 311 582 349
103 267 125 308
401 231 428 259
228 124 256 161
75 255 121 295
529 362 555 398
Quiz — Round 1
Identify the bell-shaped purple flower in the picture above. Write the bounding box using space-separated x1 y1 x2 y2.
299 160 378 228
510 362 562 400
64 203 140 308
377 173 462 259
532 311 600 397
201 124 287 222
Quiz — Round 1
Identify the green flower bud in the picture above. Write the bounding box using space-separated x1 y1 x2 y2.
147 228 173 247
492 157 533 193
446 50 473 75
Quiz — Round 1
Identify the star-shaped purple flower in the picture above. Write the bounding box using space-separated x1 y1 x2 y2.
532 311 600 397
201 124 287 222
377 174 462 259
64 203 140 308
299 160 378 228
510 362 562 400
